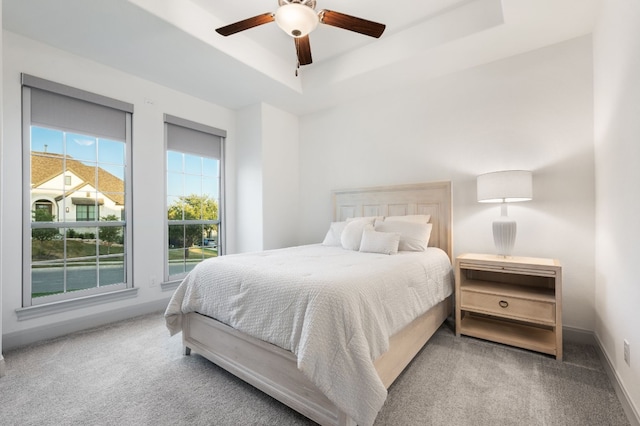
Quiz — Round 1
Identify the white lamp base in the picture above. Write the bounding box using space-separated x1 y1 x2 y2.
492 216 516 256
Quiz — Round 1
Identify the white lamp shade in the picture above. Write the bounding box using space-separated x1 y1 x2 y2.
275 4 319 37
477 170 533 203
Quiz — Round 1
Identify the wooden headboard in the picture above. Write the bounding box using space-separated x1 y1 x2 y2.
332 181 452 261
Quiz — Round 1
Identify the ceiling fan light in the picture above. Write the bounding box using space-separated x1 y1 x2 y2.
275 4 318 37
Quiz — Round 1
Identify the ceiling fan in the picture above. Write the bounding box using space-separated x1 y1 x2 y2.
215 0 386 69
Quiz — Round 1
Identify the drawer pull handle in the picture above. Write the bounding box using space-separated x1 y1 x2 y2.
498 300 509 308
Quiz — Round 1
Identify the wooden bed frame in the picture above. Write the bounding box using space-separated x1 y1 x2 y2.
181 182 453 426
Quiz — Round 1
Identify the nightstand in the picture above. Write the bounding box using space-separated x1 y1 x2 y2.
455 253 562 360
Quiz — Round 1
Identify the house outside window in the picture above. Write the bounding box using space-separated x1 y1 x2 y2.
22 74 133 308
165 114 225 282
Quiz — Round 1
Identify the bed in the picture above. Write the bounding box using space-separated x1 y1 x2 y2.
165 182 453 426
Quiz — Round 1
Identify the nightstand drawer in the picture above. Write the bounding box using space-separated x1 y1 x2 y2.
460 291 555 325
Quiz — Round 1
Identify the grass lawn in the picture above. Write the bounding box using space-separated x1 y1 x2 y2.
32 238 124 262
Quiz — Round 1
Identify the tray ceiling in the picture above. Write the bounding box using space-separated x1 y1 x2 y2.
3 0 601 115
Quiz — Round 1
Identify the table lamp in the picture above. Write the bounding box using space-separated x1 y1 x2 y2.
477 170 532 256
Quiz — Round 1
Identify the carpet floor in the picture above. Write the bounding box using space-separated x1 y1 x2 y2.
0 312 630 426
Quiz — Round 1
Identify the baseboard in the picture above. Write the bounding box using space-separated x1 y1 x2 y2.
2 298 170 351
563 325 597 346
593 334 640 426
570 328 640 426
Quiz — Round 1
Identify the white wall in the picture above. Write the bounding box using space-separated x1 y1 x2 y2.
594 0 640 418
262 104 299 250
236 104 264 253
299 36 595 331
0 0 5 376
236 103 299 253
1 31 237 348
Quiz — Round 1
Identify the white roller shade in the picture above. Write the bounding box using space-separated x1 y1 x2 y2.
23 74 133 141
165 114 224 159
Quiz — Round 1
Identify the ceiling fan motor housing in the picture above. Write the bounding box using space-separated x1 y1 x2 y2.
275 1 319 37
278 0 317 8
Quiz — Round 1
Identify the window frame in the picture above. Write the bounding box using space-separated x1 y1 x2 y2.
163 114 226 287
21 74 134 308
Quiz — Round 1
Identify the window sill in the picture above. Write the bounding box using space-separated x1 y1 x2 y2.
161 280 181 292
16 288 139 321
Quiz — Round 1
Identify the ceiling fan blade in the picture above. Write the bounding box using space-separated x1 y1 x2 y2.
319 10 386 38
215 13 275 36
295 35 312 66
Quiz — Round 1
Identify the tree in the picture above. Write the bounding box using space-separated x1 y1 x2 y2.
32 209 59 257
167 194 218 258
99 214 121 254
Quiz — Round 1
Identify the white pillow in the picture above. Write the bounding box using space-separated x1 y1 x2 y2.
375 221 432 251
341 220 374 251
346 216 381 224
322 221 347 246
359 229 400 255
384 214 431 224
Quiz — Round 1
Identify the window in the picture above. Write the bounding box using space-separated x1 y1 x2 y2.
165 114 225 282
22 74 133 307
34 200 53 216
75 204 98 221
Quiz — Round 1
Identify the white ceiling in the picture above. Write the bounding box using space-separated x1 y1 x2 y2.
3 0 601 115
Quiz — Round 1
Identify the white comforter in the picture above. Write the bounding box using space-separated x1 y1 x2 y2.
165 244 452 426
